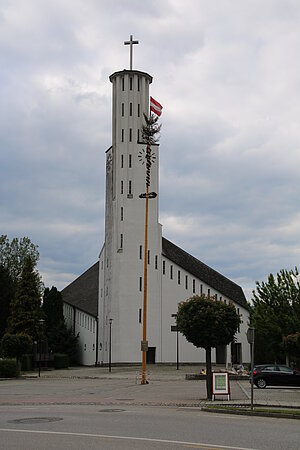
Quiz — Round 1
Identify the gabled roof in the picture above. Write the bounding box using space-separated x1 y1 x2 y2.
61 261 99 317
162 237 248 309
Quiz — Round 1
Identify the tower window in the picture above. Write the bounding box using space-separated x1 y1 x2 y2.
129 128 132 142
128 180 132 194
121 154 124 168
137 129 140 142
129 102 133 116
178 270 181 285
139 245 142 259
138 104 140 117
170 265 173 280
121 103 124 117
122 77 124 91
120 233 123 249
193 279 195 293
200 284 203 295
155 255 158 269
121 129 124 142
139 277 142 292
120 207 124 221
129 154 132 168
208 288 210 298
137 78 140 91
121 180 124 194
138 308 142 323
185 275 188 290
147 250 150 264
130 77 133 90
162 260 165 275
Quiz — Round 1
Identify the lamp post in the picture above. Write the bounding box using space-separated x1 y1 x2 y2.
109 319 113 373
171 314 179 370
38 319 45 378
247 327 255 411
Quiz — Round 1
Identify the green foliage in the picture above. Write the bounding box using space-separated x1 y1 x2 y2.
283 333 300 357
0 235 40 286
7 258 44 340
251 268 300 364
0 265 15 340
177 295 241 349
141 113 161 144
47 324 79 365
21 353 33 371
0 358 20 378
177 295 241 399
42 287 64 331
53 353 69 369
1 333 32 360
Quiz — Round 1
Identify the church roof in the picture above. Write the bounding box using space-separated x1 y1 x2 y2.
162 237 248 309
61 261 99 317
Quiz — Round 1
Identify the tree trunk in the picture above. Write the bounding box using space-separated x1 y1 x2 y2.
205 347 212 400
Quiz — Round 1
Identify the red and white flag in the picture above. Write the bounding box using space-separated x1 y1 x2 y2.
150 96 163 117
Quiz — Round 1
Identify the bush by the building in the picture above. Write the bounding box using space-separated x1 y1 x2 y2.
0 358 20 378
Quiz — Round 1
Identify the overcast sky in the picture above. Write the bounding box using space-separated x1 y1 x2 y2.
1 0 300 300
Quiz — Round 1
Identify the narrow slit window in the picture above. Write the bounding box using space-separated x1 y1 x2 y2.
129 128 132 142
193 279 196 294
121 180 124 194
130 77 133 90
208 288 210 298
129 102 133 116
138 308 142 323
139 277 142 292
138 104 140 117
155 255 158 270
147 250 150 264
185 275 188 290
121 103 124 117
122 77 124 91
121 129 124 142
178 270 181 285
120 233 123 249
128 180 132 194
139 245 142 260
137 78 140 91
129 154 132 168
162 260 165 275
137 129 140 142
170 265 173 280
200 284 203 295
120 207 124 221
121 154 124 168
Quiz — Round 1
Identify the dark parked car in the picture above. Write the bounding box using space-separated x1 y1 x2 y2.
252 364 300 389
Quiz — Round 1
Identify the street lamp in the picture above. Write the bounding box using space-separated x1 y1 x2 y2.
38 319 45 378
171 314 179 370
109 319 113 373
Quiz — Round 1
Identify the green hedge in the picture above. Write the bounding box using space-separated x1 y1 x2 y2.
53 353 69 369
0 358 20 378
21 354 33 371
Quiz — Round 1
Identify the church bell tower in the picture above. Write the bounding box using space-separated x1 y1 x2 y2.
99 37 162 364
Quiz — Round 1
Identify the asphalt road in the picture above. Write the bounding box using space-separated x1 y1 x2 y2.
0 403 299 450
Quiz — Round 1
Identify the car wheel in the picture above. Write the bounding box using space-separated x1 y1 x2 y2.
256 378 267 389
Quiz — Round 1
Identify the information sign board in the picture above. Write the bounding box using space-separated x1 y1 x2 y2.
212 372 230 400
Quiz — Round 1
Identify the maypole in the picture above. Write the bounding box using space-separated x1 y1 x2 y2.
139 109 161 385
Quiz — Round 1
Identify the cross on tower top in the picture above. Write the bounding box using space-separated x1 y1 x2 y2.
124 34 139 70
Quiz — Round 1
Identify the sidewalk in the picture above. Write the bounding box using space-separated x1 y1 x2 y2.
1 365 300 409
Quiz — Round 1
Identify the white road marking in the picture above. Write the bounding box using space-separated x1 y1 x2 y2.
0 428 260 450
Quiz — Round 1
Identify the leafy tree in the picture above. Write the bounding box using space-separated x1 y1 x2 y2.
251 268 300 364
0 235 40 285
177 295 241 399
0 266 15 340
1 333 33 372
7 257 44 341
42 287 79 364
42 287 64 331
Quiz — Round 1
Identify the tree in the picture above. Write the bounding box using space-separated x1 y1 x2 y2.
251 268 300 364
141 113 161 145
7 257 44 341
177 295 241 399
0 266 15 340
0 235 40 285
1 333 33 372
42 287 79 364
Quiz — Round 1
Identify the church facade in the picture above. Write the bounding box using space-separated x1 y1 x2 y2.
62 45 250 367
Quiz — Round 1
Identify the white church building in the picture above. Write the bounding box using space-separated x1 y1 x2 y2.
62 38 250 367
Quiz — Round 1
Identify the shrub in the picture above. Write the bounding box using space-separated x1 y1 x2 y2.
53 353 69 369
21 353 33 371
0 358 20 378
